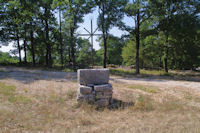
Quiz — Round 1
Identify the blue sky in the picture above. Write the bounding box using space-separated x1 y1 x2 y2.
77 8 132 50
0 7 134 57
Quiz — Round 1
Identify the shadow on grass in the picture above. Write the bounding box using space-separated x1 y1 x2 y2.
108 98 134 110
94 99 134 111
77 99 134 111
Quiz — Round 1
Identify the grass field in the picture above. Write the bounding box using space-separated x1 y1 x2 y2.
0 66 200 133
109 68 168 76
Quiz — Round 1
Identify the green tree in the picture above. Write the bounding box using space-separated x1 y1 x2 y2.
76 38 91 68
52 0 66 68
2 0 24 64
123 0 152 74
0 0 10 46
0 51 18 64
95 0 127 68
168 13 200 69
140 34 164 69
98 35 124 65
122 38 136 66
151 0 200 71
38 0 56 67
60 0 94 70
20 0 39 66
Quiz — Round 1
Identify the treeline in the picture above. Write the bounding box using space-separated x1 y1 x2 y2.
0 0 200 73
0 51 18 64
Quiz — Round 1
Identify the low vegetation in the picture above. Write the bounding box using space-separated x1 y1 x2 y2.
0 82 31 104
110 68 169 76
0 74 200 132
0 52 18 65
109 68 200 82
128 84 158 93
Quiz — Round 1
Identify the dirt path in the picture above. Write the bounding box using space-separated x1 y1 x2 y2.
0 66 199 92
0 66 77 83
110 76 200 92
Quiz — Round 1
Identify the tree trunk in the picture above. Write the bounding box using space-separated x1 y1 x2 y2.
135 10 140 74
16 32 21 64
59 8 63 68
164 34 169 73
45 44 49 67
68 0 75 70
49 42 52 67
102 1 107 68
103 36 107 68
68 47 71 65
23 26 27 63
159 55 162 69
45 8 49 67
30 22 35 66
70 27 75 71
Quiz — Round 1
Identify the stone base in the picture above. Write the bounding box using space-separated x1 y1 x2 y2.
77 84 113 107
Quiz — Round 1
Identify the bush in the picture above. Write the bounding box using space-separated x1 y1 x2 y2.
0 52 18 64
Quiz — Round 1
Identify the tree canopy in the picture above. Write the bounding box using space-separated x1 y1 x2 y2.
0 0 199 72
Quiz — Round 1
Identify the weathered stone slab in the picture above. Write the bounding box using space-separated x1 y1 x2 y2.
77 93 95 103
78 69 109 85
78 85 92 95
95 91 113 95
96 99 109 107
96 94 112 99
95 91 112 99
94 84 113 92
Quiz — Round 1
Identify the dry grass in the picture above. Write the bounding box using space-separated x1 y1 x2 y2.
128 84 158 93
0 76 200 133
109 68 169 76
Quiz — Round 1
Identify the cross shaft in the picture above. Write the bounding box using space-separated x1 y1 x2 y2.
78 20 102 68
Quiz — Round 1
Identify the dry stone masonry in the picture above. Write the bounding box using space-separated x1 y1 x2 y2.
77 69 113 107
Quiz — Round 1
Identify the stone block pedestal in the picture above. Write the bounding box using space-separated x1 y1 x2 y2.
77 69 113 107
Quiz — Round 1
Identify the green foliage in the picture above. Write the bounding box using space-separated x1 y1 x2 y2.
98 36 124 65
167 13 200 69
109 68 167 76
8 95 31 104
0 52 18 64
141 34 164 69
94 50 103 66
122 11 200 70
121 38 136 66
0 82 16 97
0 0 200 70
95 0 128 67
96 0 127 32
76 38 91 68
122 0 153 74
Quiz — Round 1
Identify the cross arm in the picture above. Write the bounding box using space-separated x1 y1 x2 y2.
77 34 91 36
84 28 91 34
93 34 102 36
93 27 99 34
